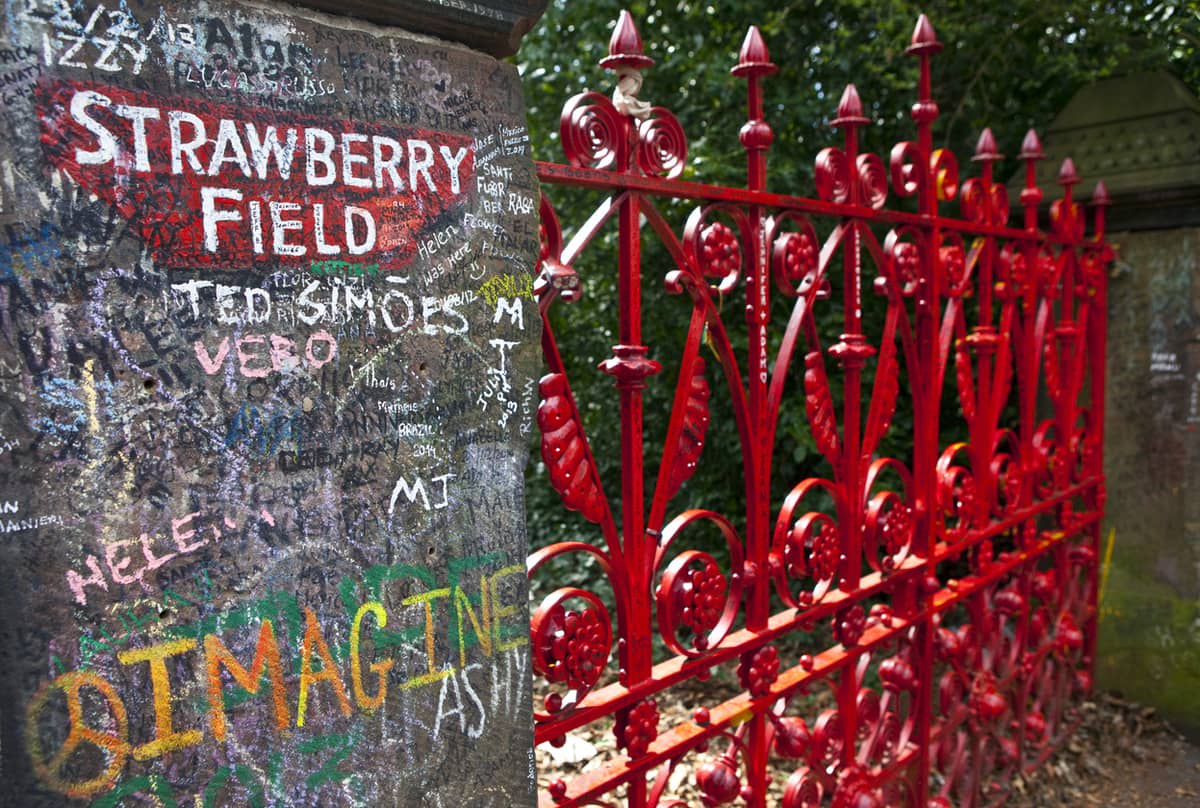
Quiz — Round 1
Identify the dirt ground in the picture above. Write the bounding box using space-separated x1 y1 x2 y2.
539 691 1200 806
1008 693 1200 808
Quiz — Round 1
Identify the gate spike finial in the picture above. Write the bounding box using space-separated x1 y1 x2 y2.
906 14 940 131
907 14 943 55
600 10 654 71
1057 157 1080 187
832 84 870 129
734 25 775 189
732 25 777 77
1019 129 1045 225
1018 129 1045 161
972 128 1002 162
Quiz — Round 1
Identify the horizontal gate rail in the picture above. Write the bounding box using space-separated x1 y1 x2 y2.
527 10 1111 808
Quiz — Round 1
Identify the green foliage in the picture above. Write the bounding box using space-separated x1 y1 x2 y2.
517 1 1197 566
521 2 1197 182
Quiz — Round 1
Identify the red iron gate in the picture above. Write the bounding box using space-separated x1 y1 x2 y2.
528 11 1111 807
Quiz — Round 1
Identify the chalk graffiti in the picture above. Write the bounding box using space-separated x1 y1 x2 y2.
388 470 454 513
29 553 527 798
65 507 276 605
39 2 150 76
194 330 338 377
3 0 541 803
224 402 302 456
478 272 533 307
0 221 60 279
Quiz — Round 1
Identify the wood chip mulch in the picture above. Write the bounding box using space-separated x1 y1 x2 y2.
538 690 1200 806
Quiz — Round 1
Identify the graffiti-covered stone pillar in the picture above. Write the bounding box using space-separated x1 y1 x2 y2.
0 1 546 805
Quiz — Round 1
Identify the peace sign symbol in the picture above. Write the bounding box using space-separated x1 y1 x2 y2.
26 671 131 798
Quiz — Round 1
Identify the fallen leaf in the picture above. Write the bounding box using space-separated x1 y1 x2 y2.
546 733 599 766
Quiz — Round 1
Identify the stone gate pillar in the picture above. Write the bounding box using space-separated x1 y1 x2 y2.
0 0 546 804
1029 71 1200 737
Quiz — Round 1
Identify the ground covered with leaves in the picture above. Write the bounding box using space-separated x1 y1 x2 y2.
1008 693 1200 807
538 690 1200 806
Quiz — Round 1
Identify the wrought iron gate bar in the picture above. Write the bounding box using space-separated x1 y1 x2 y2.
536 163 1090 246
531 494 1098 745
528 10 1110 808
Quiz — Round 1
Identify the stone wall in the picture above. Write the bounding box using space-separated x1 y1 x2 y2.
1099 226 1200 738
0 0 541 804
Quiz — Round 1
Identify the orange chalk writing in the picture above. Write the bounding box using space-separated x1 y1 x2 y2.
25 671 130 798
205 619 289 741
350 601 394 710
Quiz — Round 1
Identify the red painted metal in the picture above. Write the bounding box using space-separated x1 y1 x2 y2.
529 11 1111 808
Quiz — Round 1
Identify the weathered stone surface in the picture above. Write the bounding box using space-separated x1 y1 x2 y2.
0 1 541 805
1099 226 1200 739
290 0 549 57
